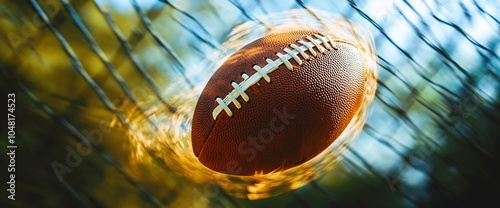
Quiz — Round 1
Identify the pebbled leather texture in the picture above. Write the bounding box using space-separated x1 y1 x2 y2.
192 30 366 175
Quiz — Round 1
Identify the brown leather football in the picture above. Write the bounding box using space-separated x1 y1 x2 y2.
191 30 367 176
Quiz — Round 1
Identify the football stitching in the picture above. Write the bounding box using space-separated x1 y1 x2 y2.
211 32 339 120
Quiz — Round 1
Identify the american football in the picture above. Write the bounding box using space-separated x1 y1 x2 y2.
192 30 369 176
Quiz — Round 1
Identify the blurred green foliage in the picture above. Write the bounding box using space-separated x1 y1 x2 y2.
1 0 499 207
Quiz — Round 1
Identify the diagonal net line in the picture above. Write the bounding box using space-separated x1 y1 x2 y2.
417 0 498 59
473 0 500 25
60 0 158 128
29 0 132 130
130 0 195 88
349 0 497 150
0 67 162 208
342 151 424 207
159 0 213 36
92 0 178 114
5 0 498 206
340 0 498 205
349 0 477 91
227 0 270 30
159 0 220 50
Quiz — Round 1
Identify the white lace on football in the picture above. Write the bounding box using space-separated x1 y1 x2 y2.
212 33 337 120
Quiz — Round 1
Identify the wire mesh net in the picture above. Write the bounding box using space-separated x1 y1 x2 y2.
0 0 499 207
